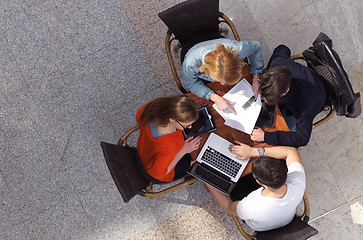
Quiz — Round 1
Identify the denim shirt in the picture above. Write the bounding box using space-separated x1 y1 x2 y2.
181 39 264 99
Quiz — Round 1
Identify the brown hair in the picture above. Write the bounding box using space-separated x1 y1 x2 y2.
139 95 198 127
199 44 242 85
252 156 288 189
259 66 292 105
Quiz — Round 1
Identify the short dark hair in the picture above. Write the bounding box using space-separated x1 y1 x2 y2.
252 156 288 189
259 66 292 105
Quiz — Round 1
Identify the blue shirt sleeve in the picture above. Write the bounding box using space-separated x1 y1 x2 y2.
181 62 214 99
264 114 313 147
236 41 264 75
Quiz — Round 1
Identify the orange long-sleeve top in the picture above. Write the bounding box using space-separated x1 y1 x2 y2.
136 104 185 182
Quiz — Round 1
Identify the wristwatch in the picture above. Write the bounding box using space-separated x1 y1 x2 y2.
258 147 265 156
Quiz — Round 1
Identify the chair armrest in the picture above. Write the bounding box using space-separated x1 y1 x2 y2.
119 125 140 146
143 177 198 198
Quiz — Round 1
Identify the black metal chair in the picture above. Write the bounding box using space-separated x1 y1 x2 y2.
303 32 360 119
290 54 336 129
289 32 361 128
100 125 197 203
158 0 245 93
232 192 318 240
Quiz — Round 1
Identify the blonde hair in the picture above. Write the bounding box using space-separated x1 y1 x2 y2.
199 44 243 84
139 95 198 127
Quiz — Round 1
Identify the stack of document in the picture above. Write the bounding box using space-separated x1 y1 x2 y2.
213 79 262 134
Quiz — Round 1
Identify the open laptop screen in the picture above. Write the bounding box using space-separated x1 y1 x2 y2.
182 105 216 139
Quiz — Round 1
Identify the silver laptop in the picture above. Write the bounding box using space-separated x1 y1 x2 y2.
188 133 249 195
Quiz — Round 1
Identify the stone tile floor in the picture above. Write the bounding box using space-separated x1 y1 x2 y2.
0 0 362 239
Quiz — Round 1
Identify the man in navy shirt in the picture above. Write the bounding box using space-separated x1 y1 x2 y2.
251 45 326 147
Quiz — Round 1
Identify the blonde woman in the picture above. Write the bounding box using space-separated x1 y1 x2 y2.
136 95 201 182
182 39 264 114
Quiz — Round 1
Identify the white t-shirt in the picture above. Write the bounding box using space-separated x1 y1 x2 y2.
236 162 306 231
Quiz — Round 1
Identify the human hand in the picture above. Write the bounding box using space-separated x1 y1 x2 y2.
252 80 260 99
211 93 237 114
182 136 202 153
250 128 265 142
229 141 253 160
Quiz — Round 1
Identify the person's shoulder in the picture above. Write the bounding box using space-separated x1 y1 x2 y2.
288 161 304 172
238 189 270 215
187 38 225 53
157 131 183 144
243 188 263 202
235 40 261 49
136 103 148 123
152 138 180 156
286 162 306 190
287 162 306 183
271 57 295 68
212 38 234 44
238 40 261 45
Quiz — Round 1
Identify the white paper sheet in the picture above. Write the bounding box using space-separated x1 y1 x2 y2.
213 79 262 134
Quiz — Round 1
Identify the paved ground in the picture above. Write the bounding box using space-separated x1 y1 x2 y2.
0 0 362 239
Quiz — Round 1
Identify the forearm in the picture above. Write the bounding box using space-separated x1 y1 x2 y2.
264 146 297 159
167 148 188 174
209 92 221 103
181 77 213 99
238 41 264 74
264 127 311 147
251 146 302 167
181 64 214 99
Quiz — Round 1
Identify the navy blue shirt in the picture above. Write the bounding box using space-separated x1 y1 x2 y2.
264 45 326 147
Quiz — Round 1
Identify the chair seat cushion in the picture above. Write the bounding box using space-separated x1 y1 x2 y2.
100 142 149 203
255 216 318 240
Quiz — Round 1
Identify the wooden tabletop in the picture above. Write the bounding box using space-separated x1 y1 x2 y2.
187 71 289 176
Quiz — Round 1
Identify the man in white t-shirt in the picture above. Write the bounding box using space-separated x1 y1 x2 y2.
205 144 306 231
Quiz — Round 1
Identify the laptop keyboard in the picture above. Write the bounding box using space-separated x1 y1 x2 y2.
194 164 233 193
201 146 242 178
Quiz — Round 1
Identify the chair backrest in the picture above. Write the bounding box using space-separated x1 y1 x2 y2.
158 0 220 45
290 54 336 129
101 125 199 201
118 125 180 185
100 142 149 203
158 0 242 93
158 0 224 62
303 32 361 118
254 216 318 240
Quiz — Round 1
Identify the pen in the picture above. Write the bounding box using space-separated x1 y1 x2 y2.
229 133 236 145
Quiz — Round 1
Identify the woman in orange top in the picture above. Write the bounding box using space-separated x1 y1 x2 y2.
136 95 202 182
